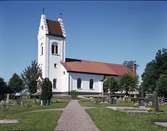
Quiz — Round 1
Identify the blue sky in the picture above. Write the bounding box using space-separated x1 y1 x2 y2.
0 1 167 81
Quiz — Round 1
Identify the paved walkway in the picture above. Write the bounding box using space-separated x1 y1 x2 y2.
54 100 100 131
154 122 167 128
30 108 64 112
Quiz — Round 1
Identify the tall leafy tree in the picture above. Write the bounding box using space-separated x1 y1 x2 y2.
103 77 119 94
41 78 52 106
157 74 167 97
142 60 158 93
8 73 24 93
0 77 7 100
142 48 167 96
119 74 138 96
21 60 42 94
8 73 23 93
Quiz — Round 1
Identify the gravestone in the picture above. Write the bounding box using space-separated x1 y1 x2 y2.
6 94 9 104
139 88 145 109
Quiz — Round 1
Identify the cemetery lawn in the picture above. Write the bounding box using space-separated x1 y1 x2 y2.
79 99 136 107
0 98 69 131
80 100 167 131
161 104 167 112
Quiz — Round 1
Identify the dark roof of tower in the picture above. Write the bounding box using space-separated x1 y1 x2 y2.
46 19 64 38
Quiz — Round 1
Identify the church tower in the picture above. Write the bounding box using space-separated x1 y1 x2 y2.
37 14 66 80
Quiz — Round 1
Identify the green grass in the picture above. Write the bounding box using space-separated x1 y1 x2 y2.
79 99 136 108
79 99 167 131
0 98 69 131
0 111 61 131
114 100 137 107
79 99 110 107
160 104 167 112
87 108 167 131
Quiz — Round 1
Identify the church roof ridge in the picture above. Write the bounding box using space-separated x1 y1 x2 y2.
65 58 125 67
63 58 131 76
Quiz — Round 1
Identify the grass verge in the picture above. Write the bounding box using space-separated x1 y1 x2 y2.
79 99 167 131
0 98 69 131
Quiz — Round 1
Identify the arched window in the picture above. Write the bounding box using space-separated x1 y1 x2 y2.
41 25 43 30
52 43 58 55
41 43 43 55
53 79 57 89
77 78 81 89
89 79 94 89
41 46 43 55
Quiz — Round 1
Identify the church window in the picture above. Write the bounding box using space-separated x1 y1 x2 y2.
41 43 43 55
77 78 81 89
54 63 57 68
52 43 58 55
41 25 43 30
41 46 43 55
53 79 57 89
89 79 94 89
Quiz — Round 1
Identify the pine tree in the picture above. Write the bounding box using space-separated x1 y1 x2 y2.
21 60 42 94
8 73 23 93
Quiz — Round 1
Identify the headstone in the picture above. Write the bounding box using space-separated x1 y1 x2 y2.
6 94 9 104
139 87 145 109
139 98 145 109
40 100 43 106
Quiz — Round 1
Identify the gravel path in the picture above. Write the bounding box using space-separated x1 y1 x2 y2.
54 100 100 131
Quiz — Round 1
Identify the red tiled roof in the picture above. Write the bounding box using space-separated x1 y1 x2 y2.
46 19 64 38
62 58 130 76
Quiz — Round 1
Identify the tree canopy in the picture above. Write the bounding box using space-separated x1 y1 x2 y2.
157 74 167 97
21 60 42 94
0 77 8 100
119 74 138 95
103 74 138 96
41 78 52 106
8 73 23 93
103 77 119 94
142 48 167 97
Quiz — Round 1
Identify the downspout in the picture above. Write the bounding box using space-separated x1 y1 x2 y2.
101 76 106 96
68 73 70 95
48 37 50 78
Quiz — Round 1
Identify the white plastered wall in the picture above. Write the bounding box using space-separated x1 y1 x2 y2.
69 72 104 93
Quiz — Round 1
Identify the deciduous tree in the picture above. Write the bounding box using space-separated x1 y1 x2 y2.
157 74 167 97
142 48 167 97
103 77 119 94
119 74 138 96
0 77 7 100
21 60 42 94
8 73 23 93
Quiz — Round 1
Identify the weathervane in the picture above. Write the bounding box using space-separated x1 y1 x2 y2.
42 8 45 14
59 12 63 18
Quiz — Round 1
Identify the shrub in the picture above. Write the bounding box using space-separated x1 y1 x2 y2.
41 78 52 106
71 90 79 99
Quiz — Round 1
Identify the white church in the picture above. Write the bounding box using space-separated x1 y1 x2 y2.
38 14 136 95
